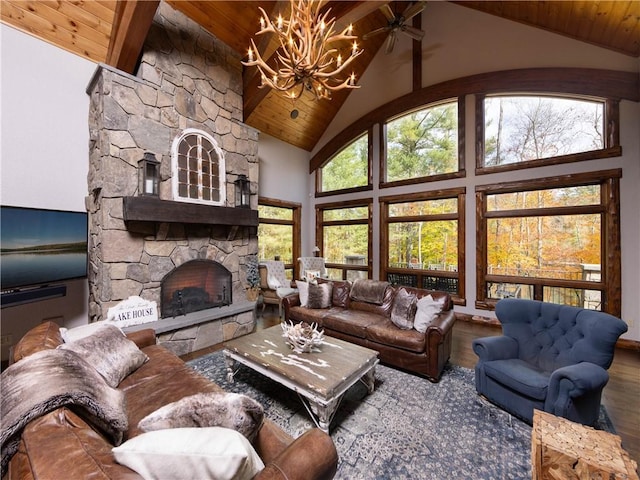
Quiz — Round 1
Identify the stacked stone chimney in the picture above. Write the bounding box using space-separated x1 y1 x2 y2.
85 2 258 351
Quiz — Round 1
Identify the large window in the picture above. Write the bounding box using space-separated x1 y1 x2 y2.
318 132 371 195
384 100 460 185
476 170 621 316
258 198 301 279
478 94 618 173
381 189 465 301
316 200 372 281
308 69 632 316
171 129 226 205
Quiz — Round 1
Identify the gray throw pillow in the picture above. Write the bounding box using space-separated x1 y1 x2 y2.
390 288 417 330
59 324 148 388
306 282 333 309
138 392 264 442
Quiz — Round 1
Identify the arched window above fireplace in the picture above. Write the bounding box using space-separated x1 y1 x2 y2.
171 129 226 206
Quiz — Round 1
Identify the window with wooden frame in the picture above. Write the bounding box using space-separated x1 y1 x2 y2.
476 170 621 317
477 94 620 174
258 198 301 279
316 199 372 281
380 188 465 303
171 129 226 205
317 131 372 196
382 99 464 187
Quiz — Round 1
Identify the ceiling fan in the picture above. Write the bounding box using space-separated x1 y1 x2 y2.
362 2 427 54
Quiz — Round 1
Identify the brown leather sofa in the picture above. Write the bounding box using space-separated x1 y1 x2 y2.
5 321 338 480
282 280 456 382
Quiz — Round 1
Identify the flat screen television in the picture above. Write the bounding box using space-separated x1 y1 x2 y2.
1 206 88 292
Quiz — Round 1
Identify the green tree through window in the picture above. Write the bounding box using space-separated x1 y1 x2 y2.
258 200 300 278
320 133 369 192
317 202 371 281
386 102 458 182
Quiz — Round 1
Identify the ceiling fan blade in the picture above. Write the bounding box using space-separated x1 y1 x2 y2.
363 26 390 40
401 1 426 22
385 31 397 54
400 25 425 41
380 3 395 22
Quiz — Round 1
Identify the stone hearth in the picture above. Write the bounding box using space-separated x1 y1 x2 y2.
85 3 259 354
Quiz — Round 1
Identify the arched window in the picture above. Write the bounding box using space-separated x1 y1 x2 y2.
318 132 371 195
384 100 460 184
171 129 226 206
478 94 608 171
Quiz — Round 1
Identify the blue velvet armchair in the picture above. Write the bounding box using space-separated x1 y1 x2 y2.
473 299 627 426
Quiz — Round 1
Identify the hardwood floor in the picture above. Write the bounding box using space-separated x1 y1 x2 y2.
451 320 640 466
183 308 640 467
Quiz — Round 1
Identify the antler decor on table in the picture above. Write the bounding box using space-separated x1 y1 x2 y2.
281 320 325 353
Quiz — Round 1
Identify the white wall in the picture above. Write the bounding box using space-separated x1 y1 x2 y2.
307 2 640 340
1 25 96 359
257 133 315 254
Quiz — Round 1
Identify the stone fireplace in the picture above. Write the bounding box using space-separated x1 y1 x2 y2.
85 3 259 355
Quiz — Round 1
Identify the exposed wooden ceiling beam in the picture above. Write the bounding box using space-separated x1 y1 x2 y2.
106 0 159 74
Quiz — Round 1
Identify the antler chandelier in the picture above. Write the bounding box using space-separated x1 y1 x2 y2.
242 0 363 101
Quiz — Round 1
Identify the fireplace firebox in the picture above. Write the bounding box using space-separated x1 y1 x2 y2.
161 260 232 318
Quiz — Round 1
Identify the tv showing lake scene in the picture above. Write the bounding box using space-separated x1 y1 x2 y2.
1 206 88 291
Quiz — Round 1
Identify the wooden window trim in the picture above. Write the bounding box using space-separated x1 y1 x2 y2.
476 95 621 175
379 97 465 189
258 196 301 278
475 169 622 316
380 188 466 305
316 129 373 197
316 199 373 280
310 68 637 174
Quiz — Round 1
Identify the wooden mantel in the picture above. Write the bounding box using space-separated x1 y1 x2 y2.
123 196 258 226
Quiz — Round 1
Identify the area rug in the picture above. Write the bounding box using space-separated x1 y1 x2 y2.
187 352 614 480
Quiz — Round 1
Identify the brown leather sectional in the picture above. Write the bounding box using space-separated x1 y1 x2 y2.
282 280 457 382
5 322 338 480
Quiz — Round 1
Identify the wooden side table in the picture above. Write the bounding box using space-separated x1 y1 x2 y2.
531 409 638 479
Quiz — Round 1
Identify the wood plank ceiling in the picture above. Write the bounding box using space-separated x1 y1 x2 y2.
2 1 638 152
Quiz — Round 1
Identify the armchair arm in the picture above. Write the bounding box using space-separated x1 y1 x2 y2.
282 293 301 320
545 362 609 418
472 336 518 362
254 428 338 480
426 310 456 341
125 328 157 349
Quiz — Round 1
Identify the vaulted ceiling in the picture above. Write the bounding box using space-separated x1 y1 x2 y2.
2 1 638 152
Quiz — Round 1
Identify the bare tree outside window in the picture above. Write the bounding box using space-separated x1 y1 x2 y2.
484 96 604 167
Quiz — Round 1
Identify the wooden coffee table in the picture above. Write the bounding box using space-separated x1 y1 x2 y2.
223 325 379 433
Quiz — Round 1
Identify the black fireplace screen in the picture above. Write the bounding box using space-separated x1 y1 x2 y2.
161 259 232 318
